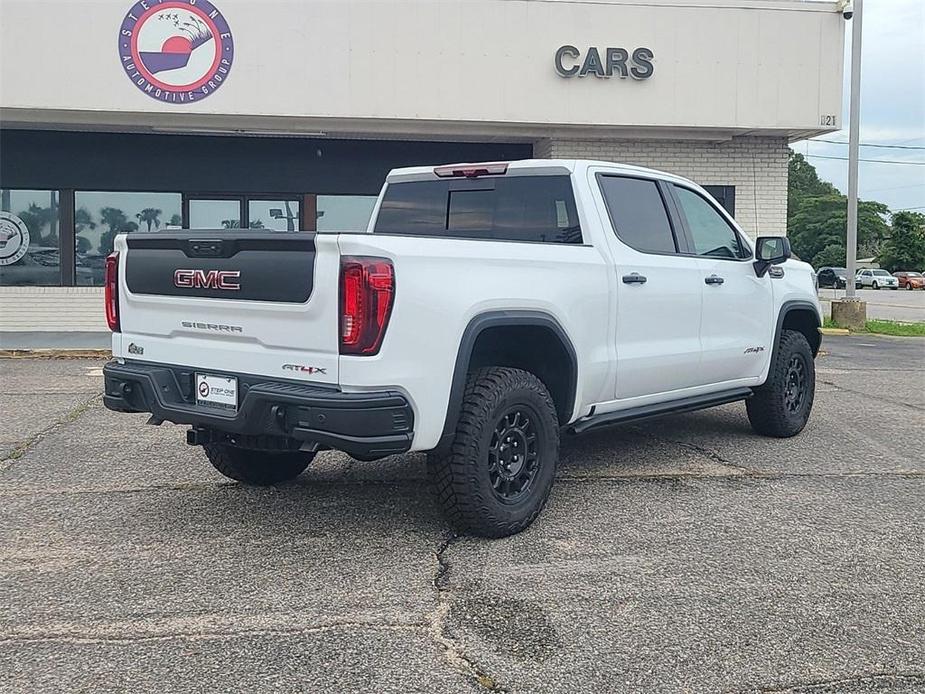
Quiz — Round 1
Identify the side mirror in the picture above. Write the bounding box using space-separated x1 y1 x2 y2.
754 236 792 277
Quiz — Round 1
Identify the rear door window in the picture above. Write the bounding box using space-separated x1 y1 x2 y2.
373 175 582 244
597 175 678 254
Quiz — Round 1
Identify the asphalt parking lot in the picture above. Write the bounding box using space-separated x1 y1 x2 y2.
1 335 923 694
818 288 925 324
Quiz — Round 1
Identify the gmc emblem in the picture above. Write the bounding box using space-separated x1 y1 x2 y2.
174 269 241 291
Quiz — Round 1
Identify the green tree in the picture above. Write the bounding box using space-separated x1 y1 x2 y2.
74 208 96 255
787 152 889 267
879 211 925 272
812 243 846 269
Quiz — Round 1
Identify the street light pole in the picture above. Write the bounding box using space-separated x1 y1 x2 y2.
845 0 863 300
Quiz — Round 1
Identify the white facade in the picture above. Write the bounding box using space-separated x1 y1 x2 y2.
0 0 845 335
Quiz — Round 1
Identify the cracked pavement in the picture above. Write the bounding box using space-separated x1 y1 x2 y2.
1 334 923 693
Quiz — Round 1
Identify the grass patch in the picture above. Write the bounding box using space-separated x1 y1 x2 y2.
864 320 925 337
826 317 925 336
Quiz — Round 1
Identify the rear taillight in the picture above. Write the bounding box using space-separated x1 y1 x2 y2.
339 256 394 355
105 252 120 332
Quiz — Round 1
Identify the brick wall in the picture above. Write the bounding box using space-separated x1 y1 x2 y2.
0 287 106 332
534 136 790 238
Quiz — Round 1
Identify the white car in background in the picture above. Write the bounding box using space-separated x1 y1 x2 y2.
856 269 899 290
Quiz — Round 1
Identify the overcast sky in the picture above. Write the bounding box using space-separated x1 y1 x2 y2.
793 0 924 214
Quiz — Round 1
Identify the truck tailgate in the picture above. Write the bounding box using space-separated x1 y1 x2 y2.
112 230 340 385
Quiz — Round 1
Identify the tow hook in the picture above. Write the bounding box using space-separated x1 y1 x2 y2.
186 426 212 446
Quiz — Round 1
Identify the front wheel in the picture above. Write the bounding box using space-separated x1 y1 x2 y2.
204 444 314 485
872 281 879 289
746 330 815 438
427 367 559 538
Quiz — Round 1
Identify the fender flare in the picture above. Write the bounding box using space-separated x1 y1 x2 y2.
435 310 579 451
772 299 822 365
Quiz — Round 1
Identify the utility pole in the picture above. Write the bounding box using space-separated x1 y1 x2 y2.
845 0 862 300
832 0 867 329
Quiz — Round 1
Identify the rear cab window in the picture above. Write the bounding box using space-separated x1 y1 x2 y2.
373 175 582 244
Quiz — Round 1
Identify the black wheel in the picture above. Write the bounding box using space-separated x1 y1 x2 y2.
203 444 314 485
872 281 879 289
907 284 913 290
747 330 815 438
427 367 559 538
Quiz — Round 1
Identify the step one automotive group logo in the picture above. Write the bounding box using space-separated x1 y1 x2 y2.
118 0 234 103
0 212 30 267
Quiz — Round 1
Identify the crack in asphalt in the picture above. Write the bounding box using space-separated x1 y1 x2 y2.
0 620 427 646
738 671 925 693
429 533 507 692
557 470 925 483
819 378 925 412
2 469 922 498
0 393 102 471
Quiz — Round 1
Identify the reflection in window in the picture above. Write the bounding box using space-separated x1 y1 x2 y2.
188 199 242 229
1 189 61 286
317 195 378 232
75 191 182 286
249 200 300 231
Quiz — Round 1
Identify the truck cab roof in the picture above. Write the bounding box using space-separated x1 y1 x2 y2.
385 158 699 189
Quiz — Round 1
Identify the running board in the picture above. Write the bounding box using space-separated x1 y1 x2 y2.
569 387 753 435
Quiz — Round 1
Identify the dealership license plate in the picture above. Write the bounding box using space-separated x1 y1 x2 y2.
195 373 238 413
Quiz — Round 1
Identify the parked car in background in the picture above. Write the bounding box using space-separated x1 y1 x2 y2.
856 269 899 290
893 271 924 290
816 267 849 289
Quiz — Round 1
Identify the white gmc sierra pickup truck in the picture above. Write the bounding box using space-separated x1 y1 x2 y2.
103 159 822 537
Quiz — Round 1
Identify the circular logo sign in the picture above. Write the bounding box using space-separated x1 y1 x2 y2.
198 381 211 397
118 0 234 103
0 212 30 267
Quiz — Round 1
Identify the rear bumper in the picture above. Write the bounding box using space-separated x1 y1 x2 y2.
103 360 414 459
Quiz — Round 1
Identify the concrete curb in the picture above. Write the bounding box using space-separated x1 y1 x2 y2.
819 328 851 336
0 350 111 360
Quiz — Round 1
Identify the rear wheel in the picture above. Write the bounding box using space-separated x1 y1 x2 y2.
204 444 314 485
872 281 879 289
427 367 559 538
747 329 815 438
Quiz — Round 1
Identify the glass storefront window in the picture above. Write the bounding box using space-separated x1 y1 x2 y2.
317 195 377 232
249 200 300 231
1 189 61 286
189 199 242 229
75 191 181 286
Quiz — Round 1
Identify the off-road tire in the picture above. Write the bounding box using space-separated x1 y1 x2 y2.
203 444 314 485
427 367 559 538
746 329 815 438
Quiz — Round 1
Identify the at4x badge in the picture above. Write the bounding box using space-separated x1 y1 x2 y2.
283 364 328 376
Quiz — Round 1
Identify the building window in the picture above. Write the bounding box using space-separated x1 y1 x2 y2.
702 185 736 217
74 191 182 286
317 195 378 232
248 199 301 231
1 189 61 286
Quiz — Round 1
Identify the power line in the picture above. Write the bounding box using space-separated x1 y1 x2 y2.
896 205 925 211
806 153 925 166
865 183 925 193
812 139 925 150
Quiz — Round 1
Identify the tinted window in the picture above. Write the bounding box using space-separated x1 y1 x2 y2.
598 176 676 254
373 175 581 244
674 186 749 259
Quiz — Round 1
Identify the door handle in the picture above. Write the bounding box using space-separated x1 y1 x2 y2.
705 275 725 286
622 273 647 285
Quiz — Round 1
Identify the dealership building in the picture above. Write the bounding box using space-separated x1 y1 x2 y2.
0 0 844 337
